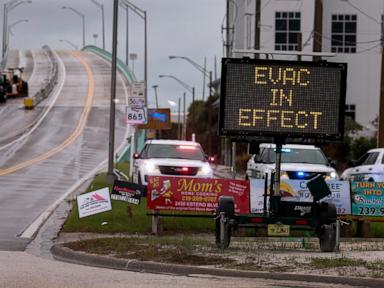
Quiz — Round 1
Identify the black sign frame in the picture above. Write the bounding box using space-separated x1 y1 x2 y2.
219 58 347 139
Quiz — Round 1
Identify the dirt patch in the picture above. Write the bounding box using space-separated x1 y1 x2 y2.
62 234 384 278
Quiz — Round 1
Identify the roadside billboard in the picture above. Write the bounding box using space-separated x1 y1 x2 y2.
147 176 249 214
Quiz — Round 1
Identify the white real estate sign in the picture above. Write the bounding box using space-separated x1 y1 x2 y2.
77 187 112 218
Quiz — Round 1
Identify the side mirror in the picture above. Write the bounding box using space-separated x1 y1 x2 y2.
133 153 140 159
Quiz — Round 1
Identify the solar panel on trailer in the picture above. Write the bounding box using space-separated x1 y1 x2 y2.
219 58 347 139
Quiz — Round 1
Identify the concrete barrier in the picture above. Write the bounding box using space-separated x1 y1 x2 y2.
24 45 58 109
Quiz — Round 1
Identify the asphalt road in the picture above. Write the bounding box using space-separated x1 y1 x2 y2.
0 49 48 146
0 50 127 251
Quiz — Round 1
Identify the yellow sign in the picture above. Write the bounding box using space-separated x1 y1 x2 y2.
267 224 290 236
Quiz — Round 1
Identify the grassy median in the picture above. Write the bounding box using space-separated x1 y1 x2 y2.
62 162 215 234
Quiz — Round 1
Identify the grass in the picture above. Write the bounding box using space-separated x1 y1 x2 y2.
62 162 215 234
310 257 363 269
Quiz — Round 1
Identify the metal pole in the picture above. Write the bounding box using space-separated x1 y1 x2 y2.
202 56 206 100
144 10 148 106
177 97 181 140
152 85 159 108
107 0 119 183
183 92 186 140
2 4 6 58
313 0 323 62
208 71 213 155
101 3 105 50
129 127 136 179
82 14 85 48
125 5 129 66
254 0 260 59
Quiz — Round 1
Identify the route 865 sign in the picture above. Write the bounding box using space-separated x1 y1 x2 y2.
126 106 147 124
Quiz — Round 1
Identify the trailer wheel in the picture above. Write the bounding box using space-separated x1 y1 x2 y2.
320 202 337 225
319 224 336 252
217 196 235 218
215 196 234 249
215 216 232 249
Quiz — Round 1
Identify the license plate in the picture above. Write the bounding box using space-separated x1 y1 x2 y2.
268 224 290 236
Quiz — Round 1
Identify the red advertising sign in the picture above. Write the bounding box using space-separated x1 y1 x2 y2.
147 176 250 214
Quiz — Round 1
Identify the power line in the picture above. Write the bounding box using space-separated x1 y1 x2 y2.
343 0 380 24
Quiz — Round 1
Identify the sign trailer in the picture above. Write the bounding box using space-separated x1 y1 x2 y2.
217 58 347 252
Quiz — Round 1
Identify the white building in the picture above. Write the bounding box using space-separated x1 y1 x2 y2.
229 0 384 131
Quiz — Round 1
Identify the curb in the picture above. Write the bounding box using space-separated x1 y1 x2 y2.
51 244 384 287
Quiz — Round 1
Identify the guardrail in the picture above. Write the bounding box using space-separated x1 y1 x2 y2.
82 45 136 83
24 45 58 109
83 45 145 162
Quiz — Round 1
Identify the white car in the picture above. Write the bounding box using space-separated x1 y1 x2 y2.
132 139 213 189
341 148 384 182
246 143 338 181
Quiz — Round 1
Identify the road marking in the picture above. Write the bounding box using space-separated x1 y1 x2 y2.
0 49 66 151
20 52 131 239
0 51 95 176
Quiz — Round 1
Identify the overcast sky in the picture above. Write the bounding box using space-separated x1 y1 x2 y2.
2 0 226 109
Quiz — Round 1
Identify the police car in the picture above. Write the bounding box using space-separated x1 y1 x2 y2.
246 143 338 181
132 139 213 189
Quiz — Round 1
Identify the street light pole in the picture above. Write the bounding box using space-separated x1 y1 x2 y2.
7 18 28 46
152 85 159 108
59 39 78 50
122 0 147 106
119 1 129 66
2 0 32 59
62 6 85 48
90 0 105 50
168 55 213 152
106 0 119 183
159 74 195 139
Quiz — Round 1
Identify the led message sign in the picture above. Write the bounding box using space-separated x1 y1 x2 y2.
219 58 347 138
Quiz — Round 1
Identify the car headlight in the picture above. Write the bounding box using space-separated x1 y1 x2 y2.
144 161 157 173
280 171 289 179
200 163 212 175
326 171 338 180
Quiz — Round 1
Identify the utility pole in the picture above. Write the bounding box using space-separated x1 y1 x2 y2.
313 0 323 62
177 97 181 140
378 15 384 147
254 0 261 59
297 32 302 61
106 0 119 183
183 92 186 140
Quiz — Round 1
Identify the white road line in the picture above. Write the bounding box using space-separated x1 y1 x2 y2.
20 52 131 239
0 50 66 151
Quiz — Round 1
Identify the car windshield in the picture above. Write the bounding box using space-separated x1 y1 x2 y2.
260 147 328 165
143 144 206 161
